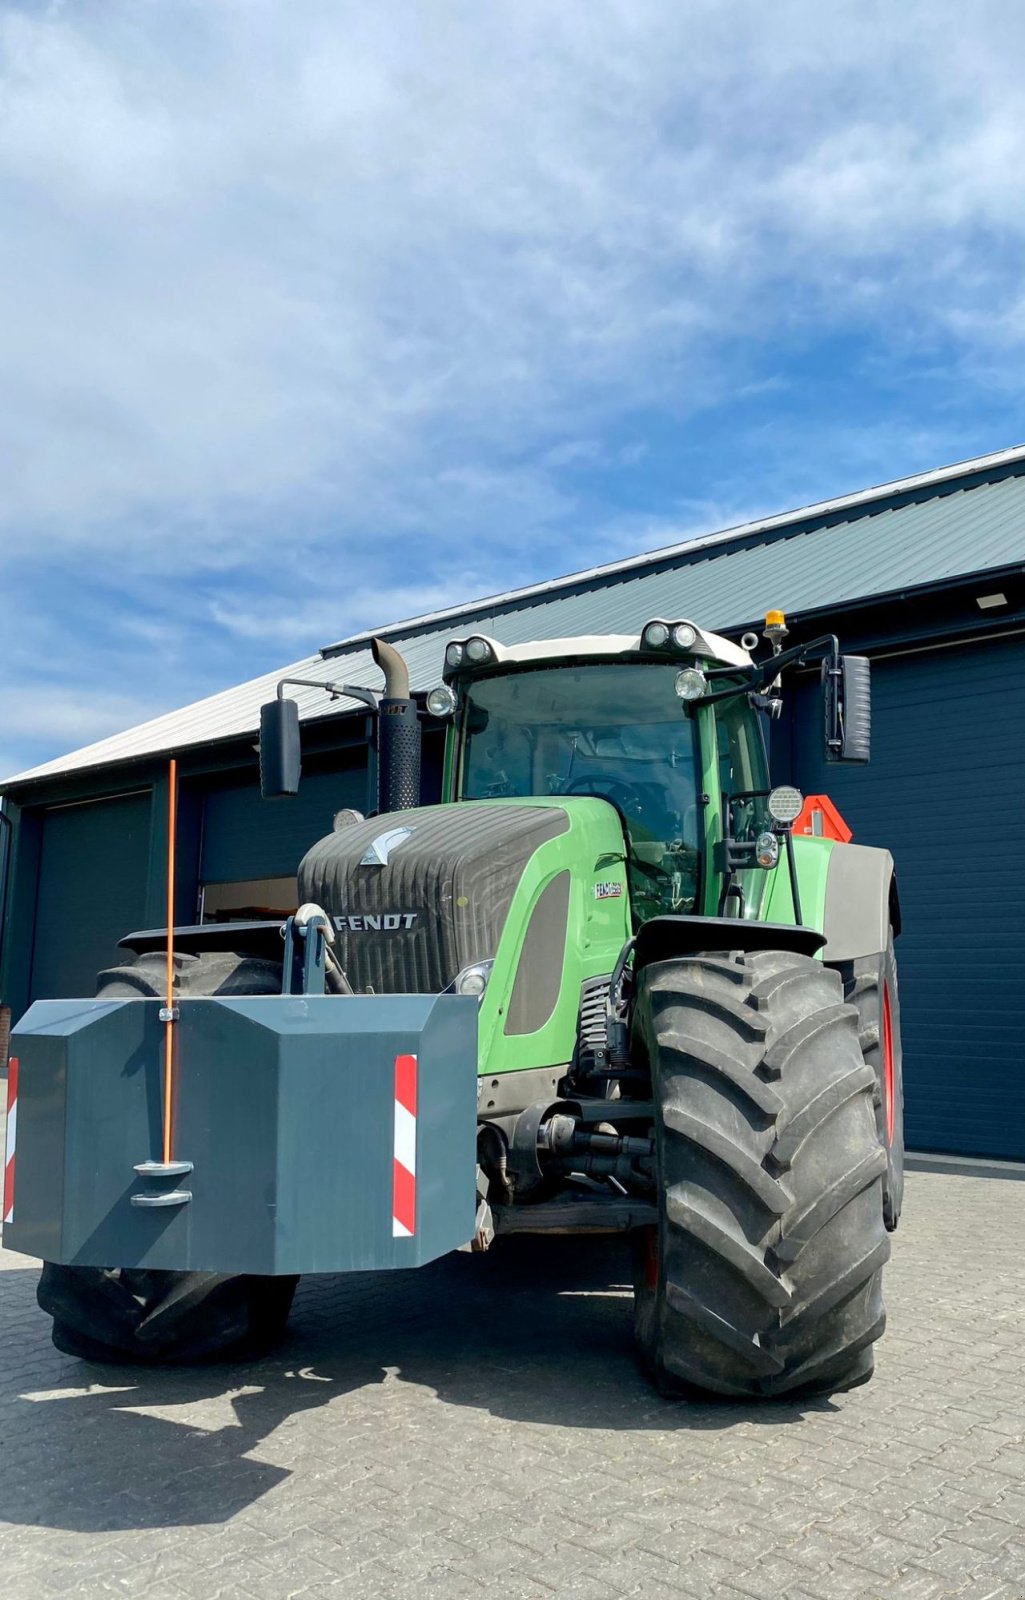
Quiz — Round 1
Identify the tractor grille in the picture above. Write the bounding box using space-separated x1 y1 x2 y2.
298 803 568 995
575 975 612 1073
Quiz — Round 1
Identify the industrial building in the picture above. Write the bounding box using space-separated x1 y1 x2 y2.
2 444 1023 1159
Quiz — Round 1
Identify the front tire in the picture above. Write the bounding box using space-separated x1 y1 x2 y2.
632 949 889 1399
39 1266 298 1363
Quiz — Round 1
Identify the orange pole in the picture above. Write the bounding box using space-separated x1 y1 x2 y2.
162 759 178 1164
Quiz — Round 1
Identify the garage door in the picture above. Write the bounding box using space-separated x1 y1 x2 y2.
201 755 369 886
30 791 151 1001
788 634 1025 1160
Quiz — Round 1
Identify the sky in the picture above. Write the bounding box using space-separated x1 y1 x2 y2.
3 0 1025 778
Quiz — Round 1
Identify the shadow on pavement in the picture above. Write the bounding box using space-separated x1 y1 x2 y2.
0 1238 837 1532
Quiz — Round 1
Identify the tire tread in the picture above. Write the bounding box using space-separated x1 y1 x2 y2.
633 948 890 1399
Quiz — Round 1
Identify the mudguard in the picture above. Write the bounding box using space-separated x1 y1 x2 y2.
4 993 477 1275
633 915 825 971
822 844 899 961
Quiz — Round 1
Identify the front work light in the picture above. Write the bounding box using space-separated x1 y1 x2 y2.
445 642 464 669
465 636 493 664
426 684 458 718
643 621 670 649
672 622 697 649
675 667 708 701
767 785 803 824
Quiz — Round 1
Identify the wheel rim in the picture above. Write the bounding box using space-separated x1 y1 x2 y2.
882 980 895 1144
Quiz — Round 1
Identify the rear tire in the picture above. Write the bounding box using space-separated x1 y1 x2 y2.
38 948 296 1365
632 949 889 1399
833 933 904 1230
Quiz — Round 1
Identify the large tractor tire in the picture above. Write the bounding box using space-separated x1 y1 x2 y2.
39 1266 298 1363
38 947 298 1365
632 949 890 1400
93 947 284 1001
832 933 904 1230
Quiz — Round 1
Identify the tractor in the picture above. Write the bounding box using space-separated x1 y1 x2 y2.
3 612 903 1398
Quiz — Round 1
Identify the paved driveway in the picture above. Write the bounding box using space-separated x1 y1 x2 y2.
1 1168 1023 1600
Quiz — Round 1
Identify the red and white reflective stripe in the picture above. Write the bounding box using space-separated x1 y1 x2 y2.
3 1056 18 1228
392 1053 417 1237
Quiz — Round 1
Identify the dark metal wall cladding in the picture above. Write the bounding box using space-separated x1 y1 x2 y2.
298 804 570 995
31 792 150 1001
201 760 369 883
788 635 1025 1160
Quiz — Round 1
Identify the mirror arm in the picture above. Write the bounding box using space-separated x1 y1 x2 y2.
752 633 839 684
274 677 379 713
701 635 841 706
259 676 381 802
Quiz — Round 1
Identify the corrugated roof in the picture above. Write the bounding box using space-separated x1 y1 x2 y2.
8 447 1025 788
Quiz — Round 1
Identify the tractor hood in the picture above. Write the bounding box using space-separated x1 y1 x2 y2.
298 802 571 995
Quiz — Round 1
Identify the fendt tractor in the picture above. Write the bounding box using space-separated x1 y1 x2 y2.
3 612 904 1399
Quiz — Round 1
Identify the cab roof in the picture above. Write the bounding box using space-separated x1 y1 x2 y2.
444 624 753 674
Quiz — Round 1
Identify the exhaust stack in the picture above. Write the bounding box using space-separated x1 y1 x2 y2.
371 637 421 813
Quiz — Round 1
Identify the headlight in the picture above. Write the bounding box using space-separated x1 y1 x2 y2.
465 636 492 664
767 785 803 824
643 621 670 649
452 960 493 999
426 684 458 718
445 642 464 669
675 667 708 701
672 622 697 650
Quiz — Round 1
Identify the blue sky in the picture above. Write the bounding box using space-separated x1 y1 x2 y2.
3 0 1025 778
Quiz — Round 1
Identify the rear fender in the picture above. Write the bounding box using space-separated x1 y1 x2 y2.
821 844 899 961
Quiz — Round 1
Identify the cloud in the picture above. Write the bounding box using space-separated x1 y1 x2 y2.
207 575 489 646
1 1 1022 550
3 0 1025 776
0 684 159 744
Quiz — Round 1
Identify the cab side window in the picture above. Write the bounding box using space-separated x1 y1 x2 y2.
716 697 770 843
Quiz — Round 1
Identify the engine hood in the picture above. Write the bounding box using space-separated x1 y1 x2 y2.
297 801 570 995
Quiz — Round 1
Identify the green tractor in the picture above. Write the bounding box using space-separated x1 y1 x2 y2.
6 612 903 1399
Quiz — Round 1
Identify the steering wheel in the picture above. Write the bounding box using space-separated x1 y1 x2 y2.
561 776 646 817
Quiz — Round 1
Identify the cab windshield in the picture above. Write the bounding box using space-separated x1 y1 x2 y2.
458 663 701 920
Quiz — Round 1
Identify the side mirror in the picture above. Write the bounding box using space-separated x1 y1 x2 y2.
825 655 871 764
259 698 301 797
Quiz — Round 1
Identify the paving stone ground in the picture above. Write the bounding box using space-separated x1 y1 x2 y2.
1 1162 1023 1600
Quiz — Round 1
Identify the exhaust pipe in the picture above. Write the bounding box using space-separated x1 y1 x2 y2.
371 637 421 812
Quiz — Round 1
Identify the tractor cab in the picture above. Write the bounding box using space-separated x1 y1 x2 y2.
435 624 769 924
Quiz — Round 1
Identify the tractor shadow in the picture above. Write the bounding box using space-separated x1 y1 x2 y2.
292 1237 834 1432
0 1241 836 1533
